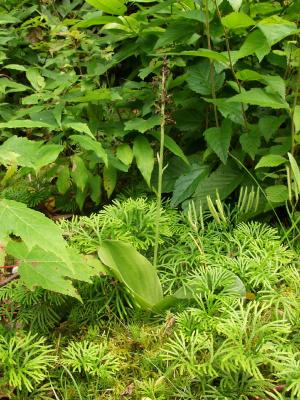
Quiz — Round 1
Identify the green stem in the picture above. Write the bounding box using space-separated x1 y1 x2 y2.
153 59 168 268
291 64 300 156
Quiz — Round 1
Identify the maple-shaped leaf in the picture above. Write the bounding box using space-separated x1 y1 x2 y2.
6 241 104 299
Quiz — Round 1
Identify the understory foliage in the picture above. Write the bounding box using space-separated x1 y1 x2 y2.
0 0 299 215
1 198 300 399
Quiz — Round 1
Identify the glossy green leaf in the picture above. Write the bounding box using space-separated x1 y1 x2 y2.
133 135 154 187
227 88 289 109
71 155 89 192
258 16 298 46
98 240 163 309
227 0 242 11
151 132 189 165
256 155 287 169
266 185 289 203
125 115 160 133
0 136 63 171
116 144 133 166
25 68 45 91
85 0 126 15
70 135 108 166
187 60 225 96
204 119 232 164
171 164 209 207
0 199 70 264
222 12 255 29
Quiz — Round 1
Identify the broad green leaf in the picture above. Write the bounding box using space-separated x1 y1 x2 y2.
204 98 245 125
166 49 228 63
186 60 225 96
221 12 254 29
0 15 19 24
255 155 287 169
258 115 286 142
0 136 63 171
0 199 70 264
154 20 197 49
0 78 30 94
7 241 103 299
57 166 71 195
98 240 163 309
26 68 45 91
258 16 298 46
71 155 89 192
64 122 95 139
227 0 242 11
294 105 300 133
151 132 189 165
236 70 286 99
240 130 261 160
237 30 271 62
85 0 126 15
186 162 244 210
4 64 26 71
266 185 289 203
66 88 121 103
70 135 108 166
227 88 289 109
75 16 119 28
133 135 154 187
204 119 232 164
116 144 133 166
0 120 51 129
103 165 117 198
288 153 300 194
89 174 102 204
171 164 209 207
124 115 160 133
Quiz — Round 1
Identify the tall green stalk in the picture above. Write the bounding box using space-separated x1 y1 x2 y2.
153 58 169 268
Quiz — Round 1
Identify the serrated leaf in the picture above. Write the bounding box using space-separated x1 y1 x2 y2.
125 115 160 133
98 240 163 309
151 132 189 165
266 185 289 203
116 144 133 166
67 88 121 103
227 88 289 109
255 154 287 169
222 12 254 29
133 135 154 187
240 130 261 160
187 162 244 210
237 30 271 62
204 119 232 164
7 241 103 299
258 115 286 142
85 0 126 15
0 199 70 264
70 135 108 166
103 165 117 198
186 60 225 96
71 155 89 192
171 164 209 207
64 122 95 139
0 119 51 129
258 16 298 46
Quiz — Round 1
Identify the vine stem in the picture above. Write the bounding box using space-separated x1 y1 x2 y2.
153 59 168 268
